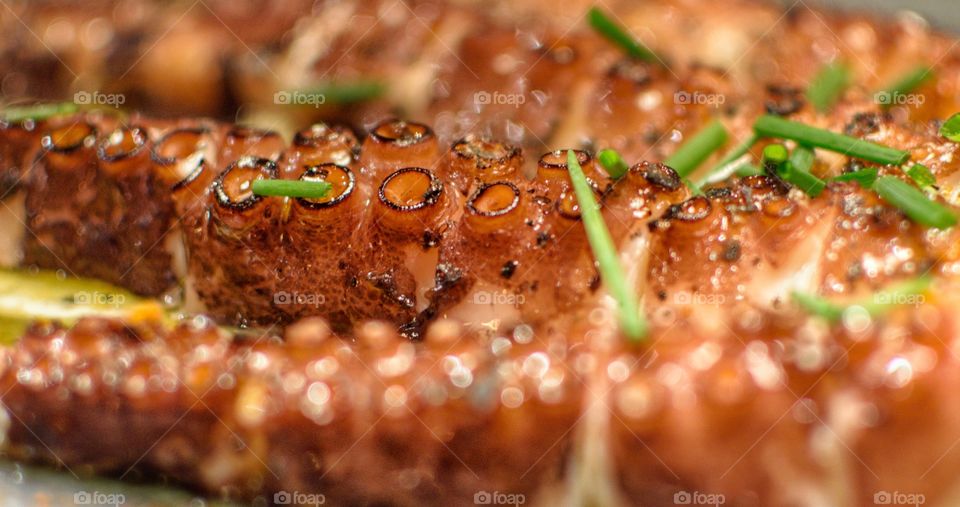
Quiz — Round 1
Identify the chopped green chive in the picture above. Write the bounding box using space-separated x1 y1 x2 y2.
782 165 826 197
783 146 825 197
736 164 762 177
251 179 332 199
697 134 758 185
683 178 704 196
761 144 825 197
791 290 844 321
792 275 932 322
761 143 789 169
588 7 657 62
789 145 815 173
566 150 646 341
664 119 729 178
807 61 852 113
872 176 956 229
753 115 910 166
597 148 630 179
299 80 386 104
698 159 753 185
2 102 79 123
878 66 934 108
906 163 937 190
831 167 878 188
941 113 960 142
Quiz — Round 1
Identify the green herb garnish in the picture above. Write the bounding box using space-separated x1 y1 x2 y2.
252 179 332 199
588 7 657 62
598 148 630 179
784 146 825 197
872 176 957 229
807 61 852 113
789 145 815 173
2 102 79 123
754 115 910 166
831 167 878 188
760 144 825 197
566 150 646 341
941 113 960 142
792 275 933 322
697 134 758 185
878 66 934 108
906 163 937 190
664 119 729 178
299 80 386 104
782 166 826 197
683 178 704 196
761 143 789 169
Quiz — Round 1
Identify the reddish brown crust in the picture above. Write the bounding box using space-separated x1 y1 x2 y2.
0 317 582 506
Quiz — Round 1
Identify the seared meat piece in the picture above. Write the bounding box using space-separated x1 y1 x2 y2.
0 315 582 506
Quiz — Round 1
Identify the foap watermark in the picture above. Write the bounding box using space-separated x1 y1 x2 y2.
874 91 925 107
274 90 327 108
274 490 326 506
73 490 126 506
474 491 525 506
274 291 326 307
873 292 925 306
674 490 726 506
673 292 726 306
674 90 726 107
874 491 925 506
73 291 126 307
474 91 526 108
472 290 525 306
74 91 125 108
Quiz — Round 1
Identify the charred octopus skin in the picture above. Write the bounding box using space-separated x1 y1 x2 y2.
22 118 178 296
0 316 582 507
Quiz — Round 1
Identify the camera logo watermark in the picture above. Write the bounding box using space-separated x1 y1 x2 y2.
874 491 925 506
73 291 126 307
472 290 525 306
474 491 525 506
674 90 726 107
873 292 925 306
74 490 126 506
874 91 925 107
74 91 125 108
274 291 326 307
274 90 327 108
274 490 326 506
674 490 726 506
673 292 726 306
474 91 526 108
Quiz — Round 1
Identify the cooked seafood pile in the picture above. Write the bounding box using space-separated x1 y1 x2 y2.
4 1 960 506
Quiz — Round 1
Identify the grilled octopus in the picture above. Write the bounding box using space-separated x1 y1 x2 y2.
4 0 960 506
